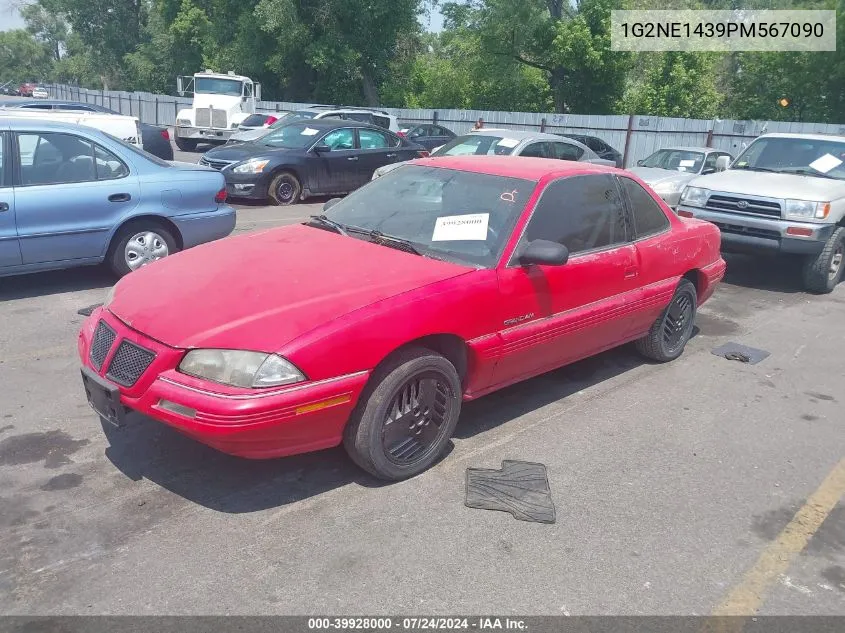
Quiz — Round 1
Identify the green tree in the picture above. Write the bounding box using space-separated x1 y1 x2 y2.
0 29 53 83
21 1 68 62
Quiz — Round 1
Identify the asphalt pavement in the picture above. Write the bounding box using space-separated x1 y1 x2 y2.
0 139 844 616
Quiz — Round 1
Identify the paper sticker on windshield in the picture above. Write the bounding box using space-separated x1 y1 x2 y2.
432 214 489 241
679 159 696 167
497 138 519 148
809 153 843 174
301 127 319 136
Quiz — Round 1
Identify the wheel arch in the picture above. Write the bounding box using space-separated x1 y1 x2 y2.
682 269 703 295
107 214 184 256
373 333 469 388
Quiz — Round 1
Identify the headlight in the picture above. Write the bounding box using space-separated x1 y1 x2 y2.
652 180 682 194
176 118 191 126
179 350 306 388
784 199 830 220
680 186 710 207
232 159 270 174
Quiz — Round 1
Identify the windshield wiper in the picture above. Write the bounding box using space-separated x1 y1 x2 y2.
779 168 840 180
732 166 779 172
354 229 424 256
307 215 349 236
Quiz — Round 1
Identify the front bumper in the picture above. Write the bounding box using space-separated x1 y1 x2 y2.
78 308 370 459
676 205 834 255
176 126 236 141
222 171 272 200
171 206 237 249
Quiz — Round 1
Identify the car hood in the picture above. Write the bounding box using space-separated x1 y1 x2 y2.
201 142 279 163
229 128 268 143
628 167 697 186
688 169 845 201
108 224 471 351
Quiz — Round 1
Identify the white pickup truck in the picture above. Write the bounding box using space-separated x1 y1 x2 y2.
677 133 845 293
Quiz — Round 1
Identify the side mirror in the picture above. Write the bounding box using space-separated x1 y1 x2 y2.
518 239 569 267
636 159 644 166
313 144 331 154
715 156 730 171
702 168 716 175
323 198 342 212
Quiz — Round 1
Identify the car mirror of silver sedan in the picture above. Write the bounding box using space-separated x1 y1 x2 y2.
518 240 570 267
715 156 731 171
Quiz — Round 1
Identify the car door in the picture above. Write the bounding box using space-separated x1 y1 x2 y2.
406 125 433 150
616 175 676 338
431 126 456 149
13 130 140 264
549 141 585 162
309 127 359 194
518 142 551 158
0 130 22 268
354 128 403 186
492 173 639 387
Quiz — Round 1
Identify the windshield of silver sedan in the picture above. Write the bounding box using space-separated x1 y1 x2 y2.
641 149 704 173
319 165 535 267
732 136 845 180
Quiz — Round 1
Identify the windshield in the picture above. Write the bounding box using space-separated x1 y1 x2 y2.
732 136 845 180
640 149 704 172
195 77 243 96
260 123 322 149
434 134 521 157
322 164 535 267
268 111 317 129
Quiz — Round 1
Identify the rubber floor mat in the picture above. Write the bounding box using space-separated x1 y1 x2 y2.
77 303 102 317
465 460 556 524
711 342 770 365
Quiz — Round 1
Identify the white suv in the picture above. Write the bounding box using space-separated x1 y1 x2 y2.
228 106 400 143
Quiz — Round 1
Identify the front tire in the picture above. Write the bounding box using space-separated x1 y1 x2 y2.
268 171 302 206
174 136 198 152
636 279 697 363
107 221 179 277
802 227 844 294
343 347 462 481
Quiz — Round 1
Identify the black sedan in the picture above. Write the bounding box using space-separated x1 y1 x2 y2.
557 133 622 168
200 119 428 205
398 123 456 151
0 99 174 161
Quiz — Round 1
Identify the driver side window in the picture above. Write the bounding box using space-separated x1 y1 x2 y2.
321 128 355 151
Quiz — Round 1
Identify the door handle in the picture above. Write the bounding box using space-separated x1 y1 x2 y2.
108 193 131 202
624 267 638 279
346 156 359 162
385 153 397 158
0 202 8 212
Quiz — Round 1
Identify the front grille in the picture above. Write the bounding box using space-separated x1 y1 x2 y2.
706 194 782 218
90 320 116 370
211 108 227 129
106 340 156 387
711 221 781 240
196 108 210 128
199 158 234 170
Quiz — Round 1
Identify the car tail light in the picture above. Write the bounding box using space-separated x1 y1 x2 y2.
215 188 227 203
265 116 278 126
397 131 406 137
416 150 430 158
160 129 170 140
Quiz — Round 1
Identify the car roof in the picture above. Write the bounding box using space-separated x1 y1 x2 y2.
411 155 617 180
466 129 563 141
0 116 112 134
278 118 393 132
759 132 845 143
652 146 719 153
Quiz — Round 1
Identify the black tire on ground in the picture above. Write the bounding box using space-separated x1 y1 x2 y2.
174 136 198 152
343 347 462 481
801 227 845 294
107 220 179 277
635 278 698 363
268 171 302 206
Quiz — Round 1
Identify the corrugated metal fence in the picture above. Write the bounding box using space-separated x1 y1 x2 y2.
48 84 845 167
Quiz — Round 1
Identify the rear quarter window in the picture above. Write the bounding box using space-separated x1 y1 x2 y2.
619 177 670 238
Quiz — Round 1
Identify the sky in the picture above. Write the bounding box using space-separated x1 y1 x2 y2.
0 2 444 33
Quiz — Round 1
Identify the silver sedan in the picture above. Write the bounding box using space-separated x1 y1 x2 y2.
628 147 733 208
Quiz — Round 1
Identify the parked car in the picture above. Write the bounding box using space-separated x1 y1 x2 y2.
678 132 845 293
630 147 734 208
228 106 401 144
0 81 17 96
17 83 36 97
0 117 235 278
78 156 725 480
0 99 174 160
31 86 49 99
558 133 623 167
235 112 281 132
398 124 457 150
199 119 428 205
372 129 613 180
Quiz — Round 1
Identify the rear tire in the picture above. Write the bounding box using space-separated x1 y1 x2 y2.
635 279 697 363
343 347 462 481
268 171 302 206
107 221 179 277
174 136 198 152
802 227 844 294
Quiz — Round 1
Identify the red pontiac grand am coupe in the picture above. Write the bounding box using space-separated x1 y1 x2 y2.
79 156 726 480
